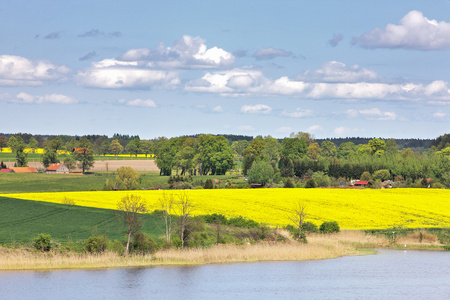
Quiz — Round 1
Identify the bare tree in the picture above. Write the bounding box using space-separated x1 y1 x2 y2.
176 192 194 249
288 201 307 242
159 192 175 245
116 194 148 255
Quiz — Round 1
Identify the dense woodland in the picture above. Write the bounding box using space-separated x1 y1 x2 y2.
1 132 450 188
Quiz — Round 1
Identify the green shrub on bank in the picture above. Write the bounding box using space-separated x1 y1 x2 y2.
320 221 340 233
302 221 319 233
131 232 156 254
33 233 51 251
84 235 108 253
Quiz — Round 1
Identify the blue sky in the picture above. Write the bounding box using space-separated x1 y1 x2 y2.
1 0 450 139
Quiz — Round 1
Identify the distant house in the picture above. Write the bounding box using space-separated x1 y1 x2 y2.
11 167 38 173
45 163 69 174
354 180 371 187
0 168 12 173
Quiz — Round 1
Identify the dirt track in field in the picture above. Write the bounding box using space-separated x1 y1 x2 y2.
6 160 159 172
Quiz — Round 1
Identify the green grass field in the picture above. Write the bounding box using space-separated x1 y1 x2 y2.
0 196 165 244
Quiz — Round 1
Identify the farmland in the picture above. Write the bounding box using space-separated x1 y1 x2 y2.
3 189 450 230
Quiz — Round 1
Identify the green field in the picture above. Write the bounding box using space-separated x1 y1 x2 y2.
0 196 164 244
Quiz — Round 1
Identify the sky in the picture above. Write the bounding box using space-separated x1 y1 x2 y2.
1 0 450 140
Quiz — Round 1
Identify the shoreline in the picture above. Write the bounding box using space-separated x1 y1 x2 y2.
1 231 446 272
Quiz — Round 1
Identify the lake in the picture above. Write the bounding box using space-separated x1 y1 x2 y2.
0 249 449 299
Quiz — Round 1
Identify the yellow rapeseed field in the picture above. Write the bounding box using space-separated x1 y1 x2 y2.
2 189 450 229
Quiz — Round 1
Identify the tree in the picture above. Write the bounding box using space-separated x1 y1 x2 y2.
360 171 371 181
116 166 140 190
368 138 386 156
159 192 175 245
279 156 294 177
337 142 356 158
0 135 7 152
307 142 321 161
140 140 154 158
176 192 194 249
41 146 60 168
126 137 140 157
109 139 123 156
247 160 274 186
73 137 95 174
242 138 265 175
373 169 391 181
321 141 337 157
178 138 196 175
50 137 64 152
288 202 307 242
8 136 28 167
289 131 314 146
280 138 307 161
312 171 330 187
155 139 178 176
263 136 281 164
28 137 39 153
116 194 148 255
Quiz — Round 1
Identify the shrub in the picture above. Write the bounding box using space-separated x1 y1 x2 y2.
312 171 330 187
204 178 213 189
373 169 391 181
284 178 294 188
302 221 319 233
131 232 156 254
84 235 108 253
227 216 259 228
33 233 51 251
202 213 227 224
305 178 316 188
319 221 340 233
360 171 371 181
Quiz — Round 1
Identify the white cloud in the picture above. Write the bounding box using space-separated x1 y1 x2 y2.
303 61 379 83
125 99 157 108
433 112 446 118
353 10 450 50
0 55 70 86
345 108 397 120
241 104 272 114
253 47 293 60
237 125 255 131
334 127 361 136
276 126 292 133
3 92 77 104
281 108 314 118
212 105 224 113
328 33 343 47
120 35 234 69
307 125 323 132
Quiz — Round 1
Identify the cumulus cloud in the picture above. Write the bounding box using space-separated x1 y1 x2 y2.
345 108 397 120
122 99 157 107
3 92 77 104
241 104 272 114
281 108 314 118
307 125 323 132
433 112 446 118
120 35 234 69
253 47 293 60
328 33 343 47
302 61 379 83
0 55 70 86
353 10 450 50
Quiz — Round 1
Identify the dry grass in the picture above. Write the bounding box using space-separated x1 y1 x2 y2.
397 230 439 245
0 231 444 271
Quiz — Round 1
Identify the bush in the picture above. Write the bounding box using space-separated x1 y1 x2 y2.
302 221 319 233
84 235 108 253
305 179 316 188
33 233 51 251
284 178 294 188
312 171 330 187
131 232 156 254
373 169 391 181
319 221 340 233
227 216 259 228
204 178 213 189
202 213 227 224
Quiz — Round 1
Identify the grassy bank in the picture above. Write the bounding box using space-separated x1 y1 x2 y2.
1 231 447 271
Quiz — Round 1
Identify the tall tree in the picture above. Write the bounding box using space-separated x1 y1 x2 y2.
115 166 140 190
116 194 148 255
176 192 193 249
109 139 123 156
321 140 337 157
139 140 154 158
0 135 7 153
28 137 39 153
242 138 265 175
73 137 94 174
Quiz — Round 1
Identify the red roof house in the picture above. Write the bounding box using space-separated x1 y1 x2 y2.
354 180 371 187
45 163 69 174
11 167 38 173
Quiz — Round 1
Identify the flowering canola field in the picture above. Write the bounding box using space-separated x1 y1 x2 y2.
2 189 450 229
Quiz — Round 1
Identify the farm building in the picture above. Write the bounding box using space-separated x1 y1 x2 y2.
45 163 69 174
11 167 38 173
0 168 12 173
354 180 371 187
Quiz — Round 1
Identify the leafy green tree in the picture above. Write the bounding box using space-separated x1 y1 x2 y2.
41 146 60 168
231 140 248 158
289 131 314 146
33 233 51 251
372 169 391 181
280 138 307 160
196 135 234 175
116 166 140 190
279 157 294 177
139 140 154 158
368 138 386 156
307 142 321 161
385 139 398 155
360 171 371 181
109 139 123 156
247 160 274 186
204 178 214 189
50 137 64 152
155 139 179 176
312 171 330 187
262 136 281 164
242 138 265 175
126 140 139 157
319 221 340 233
73 137 94 174
305 178 316 188
8 136 28 167
0 135 7 152
321 140 337 157
28 137 39 153
178 138 196 175
337 141 356 158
